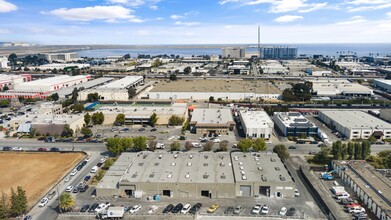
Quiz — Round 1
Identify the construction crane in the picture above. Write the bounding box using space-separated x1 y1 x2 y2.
321 167 345 180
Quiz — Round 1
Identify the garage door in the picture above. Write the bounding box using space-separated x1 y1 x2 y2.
240 185 251 197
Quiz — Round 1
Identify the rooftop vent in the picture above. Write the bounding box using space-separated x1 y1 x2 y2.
271 158 276 162
203 173 209 179
240 171 245 175
275 167 280 171
204 163 208 167
239 166 244 170
154 163 159 166
258 167 263 171
189 155 193 159
167 174 173 178
221 174 226 179
159 154 162 159
143 155 148 159
138 163 144 166
261 175 267 182
204 155 209 159
220 162 225 167
187 162 192 167
185 173 190 179
171 162 176 166
132 173 138 178
239 162 243 166
149 173 155 178
279 175 286 181
174 154 178 159
242 175 247 180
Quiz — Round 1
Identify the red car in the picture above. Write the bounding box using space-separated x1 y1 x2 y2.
38 148 47 152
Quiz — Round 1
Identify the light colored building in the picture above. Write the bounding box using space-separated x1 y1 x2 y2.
309 79 373 97
239 110 273 139
13 75 91 93
45 53 79 62
227 65 250 75
96 151 295 199
332 160 391 220
380 109 391 122
78 76 144 102
189 108 235 135
0 56 8 69
222 47 246 59
273 112 318 137
260 60 288 74
0 74 31 91
374 79 391 93
261 46 297 60
35 63 90 70
51 77 114 99
318 110 391 140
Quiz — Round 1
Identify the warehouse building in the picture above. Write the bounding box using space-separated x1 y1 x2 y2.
189 108 236 135
222 47 246 59
0 74 31 90
239 110 273 139
51 77 114 99
380 109 391 122
43 52 79 62
261 46 298 60
78 76 144 102
309 79 373 97
332 160 391 220
96 151 295 199
273 112 318 137
318 110 391 140
374 79 391 93
35 63 90 70
13 75 91 93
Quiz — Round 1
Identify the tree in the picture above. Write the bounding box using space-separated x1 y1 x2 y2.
106 137 133 156
84 113 91 126
361 140 371 160
168 115 185 126
114 114 125 125
311 147 331 165
8 53 17 65
71 88 78 101
149 113 158 126
273 144 290 160
203 141 214 151
183 66 192 74
347 142 355 159
72 103 84 113
332 141 343 160
2 85 9 92
62 99 74 108
169 74 177 81
133 136 147 151
91 112 104 125
9 186 27 217
123 53 131 59
0 192 8 219
341 143 348 160
209 96 215 102
128 87 136 99
0 100 9 108
61 124 74 137
185 141 192 151
238 139 252 152
87 93 99 102
354 142 362 160
170 141 181 151
50 93 59 101
148 140 157 151
219 141 228 151
58 193 75 213
282 82 313 102
80 127 92 136
252 138 267 152
9 188 18 217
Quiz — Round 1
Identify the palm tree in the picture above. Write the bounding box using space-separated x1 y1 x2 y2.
58 193 75 213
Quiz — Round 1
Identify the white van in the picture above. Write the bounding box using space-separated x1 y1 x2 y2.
335 193 350 200
156 143 165 149
192 143 201 148
90 166 98 173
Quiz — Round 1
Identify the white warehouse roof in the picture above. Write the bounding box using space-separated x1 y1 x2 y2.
320 110 391 129
98 76 143 89
14 75 90 92
239 110 273 129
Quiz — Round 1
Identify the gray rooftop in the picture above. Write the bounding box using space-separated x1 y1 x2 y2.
51 77 114 98
191 108 235 125
320 110 391 129
98 76 143 89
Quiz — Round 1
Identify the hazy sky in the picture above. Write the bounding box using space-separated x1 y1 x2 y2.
0 0 391 44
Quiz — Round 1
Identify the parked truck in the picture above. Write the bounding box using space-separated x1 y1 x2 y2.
101 207 124 219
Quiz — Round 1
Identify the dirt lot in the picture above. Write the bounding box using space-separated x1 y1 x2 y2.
0 152 84 206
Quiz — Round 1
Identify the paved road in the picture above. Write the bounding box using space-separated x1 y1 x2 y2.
0 139 106 152
27 152 103 220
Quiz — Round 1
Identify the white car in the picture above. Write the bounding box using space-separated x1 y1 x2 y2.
148 205 158 214
348 207 365 214
294 189 300 197
251 204 262 214
85 156 91 162
261 205 270 214
70 169 78 176
65 185 73 192
95 202 110 213
64 176 71 183
90 166 98 173
213 138 220 143
279 207 287 216
100 157 107 163
12 147 22 151
181 204 191 214
129 205 141 213
38 198 49 207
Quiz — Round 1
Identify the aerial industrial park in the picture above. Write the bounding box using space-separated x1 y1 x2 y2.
1 0 391 219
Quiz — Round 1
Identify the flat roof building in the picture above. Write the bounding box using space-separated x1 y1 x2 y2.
239 110 273 139
189 108 235 135
96 151 295 199
98 76 144 90
273 112 318 137
309 79 373 97
332 160 391 220
13 75 91 93
318 110 391 140
261 46 298 60
0 74 31 91
374 79 391 93
222 47 246 59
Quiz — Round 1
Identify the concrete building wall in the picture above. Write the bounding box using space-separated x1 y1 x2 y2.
374 79 391 93
79 90 129 102
380 109 391 122
148 92 281 100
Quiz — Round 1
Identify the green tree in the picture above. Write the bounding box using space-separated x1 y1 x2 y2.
80 127 92 136
114 114 125 125
219 141 228 151
91 112 104 125
61 124 74 137
354 142 362 160
62 99 74 108
273 144 290 160
128 87 136 99
149 113 158 126
133 136 147 151
84 113 91 126
203 141 214 151
311 147 331 164
332 141 343 160
87 93 99 102
183 66 192 74
8 53 17 65
185 141 192 151
0 100 10 108
361 140 371 160
16 186 27 215
9 186 27 217
347 142 355 159
341 143 348 160
2 85 9 92
72 103 84 113
170 141 181 151
9 188 18 217
238 139 252 152
0 192 8 219
50 93 59 101
151 59 163 68
168 115 185 126
169 74 177 81
58 193 75 213
71 88 78 101
209 96 215 102
106 137 134 156
252 138 267 152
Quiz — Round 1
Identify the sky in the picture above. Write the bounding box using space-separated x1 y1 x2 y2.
0 0 391 44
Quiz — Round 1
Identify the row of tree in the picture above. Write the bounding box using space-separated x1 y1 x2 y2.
237 138 267 152
106 137 147 155
331 140 371 160
84 112 104 126
282 82 313 102
0 186 28 219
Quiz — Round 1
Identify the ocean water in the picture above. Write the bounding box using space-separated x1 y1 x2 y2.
76 43 391 58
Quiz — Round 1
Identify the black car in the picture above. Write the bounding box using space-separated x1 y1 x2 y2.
80 204 90 212
150 128 157 132
81 161 87 166
162 204 174 213
288 146 296 149
84 175 91 182
76 164 83 171
23 215 32 220
224 206 234 214
79 185 89 193
2 146 12 151
97 162 103 167
171 203 183 213
287 207 296 216
138 128 145 132
72 187 79 193
50 147 60 152
189 203 202 214
88 203 99 212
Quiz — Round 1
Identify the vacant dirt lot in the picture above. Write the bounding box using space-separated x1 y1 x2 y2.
0 152 83 206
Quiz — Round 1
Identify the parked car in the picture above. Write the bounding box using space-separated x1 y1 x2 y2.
2 146 12 151
84 175 91 182
12 147 23 151
138 128 145 132
88 203 99 213
47 190 56 200
49 147 60 152
150 128 157 132
261 205 270 214
148 205 158 214
70 169 78 176
38 148 47 152
129 205 141 213
189 203 202 214
181 204 191 214
162 204 174 213
171 203 183 214
251 204 262 214
65 185 73 192
38 198 49 207
294 189 300 197
95 202 110 213
287 207 296 216
288 146 297 149
72 187 79 193
224 206 234 214
233 205 243 214
90 166 98 173
79 185 89 193
279 207 287 216
100 157 107 163
347 207 365 214
207 204 219 213
23 215 32 220
80 204 90 212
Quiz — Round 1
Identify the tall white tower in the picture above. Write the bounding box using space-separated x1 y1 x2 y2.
258 26 261 58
